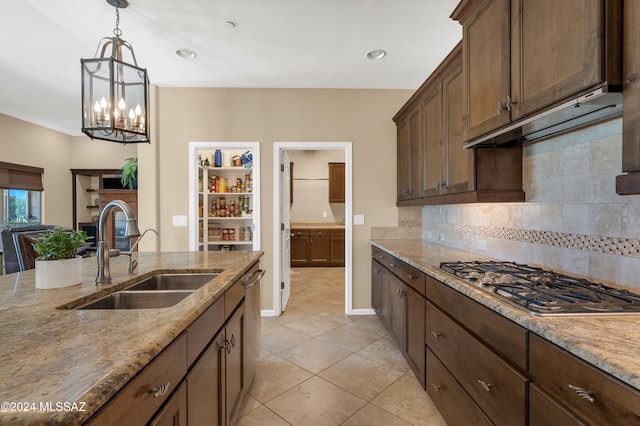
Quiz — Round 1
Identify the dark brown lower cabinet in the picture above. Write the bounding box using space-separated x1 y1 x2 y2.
371 249 426 388
426 301 527 425
187 329 224 424
291 228 344 266
150 382 188 426
87 262 260 426
371 258 389 328
426 348 492 426
529 333 640 426
529 383 585 426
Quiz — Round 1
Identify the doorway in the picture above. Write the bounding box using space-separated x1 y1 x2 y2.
273 142 353 315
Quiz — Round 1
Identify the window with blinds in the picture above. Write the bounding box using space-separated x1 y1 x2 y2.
0 162 43 225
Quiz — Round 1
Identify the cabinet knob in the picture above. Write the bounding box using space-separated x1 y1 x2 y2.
150 382 170 398
431 384 442 392
407 274 416 280
478 380 492 392
568 384 595 403
389 263 397 268
430 331 442 339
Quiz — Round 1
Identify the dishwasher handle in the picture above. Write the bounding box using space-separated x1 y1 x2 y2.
245 269 265 289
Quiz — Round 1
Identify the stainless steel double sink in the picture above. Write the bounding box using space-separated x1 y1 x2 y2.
75 273 219 310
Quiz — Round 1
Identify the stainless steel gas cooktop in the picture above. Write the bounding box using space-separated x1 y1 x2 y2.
439 261 640 316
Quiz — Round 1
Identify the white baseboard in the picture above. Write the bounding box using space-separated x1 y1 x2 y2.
349 308 375 315
261 309 279 317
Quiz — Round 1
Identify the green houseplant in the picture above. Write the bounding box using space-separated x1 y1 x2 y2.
33 227 89 289
121 157 138 189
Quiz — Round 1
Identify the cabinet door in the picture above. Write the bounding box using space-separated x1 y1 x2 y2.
308 236 330 263
388 274 405 349
149 382 187 426
371 260 390 328
187 331 224 425
422 83 445 197
405 284 425 388
397 104 422 200
291 231 309 266
330 235 345 265
511 0 605 120
461 0 511 141
443 62 474 194
225 303 245 426
328 162 345 203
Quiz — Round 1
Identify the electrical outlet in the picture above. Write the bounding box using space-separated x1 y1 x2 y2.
172 215 188 227
322 211 328 218
438 232 445 241
426 231 433 239
477 239 487 251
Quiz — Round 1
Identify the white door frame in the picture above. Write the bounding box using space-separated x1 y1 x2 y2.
273 142 353 315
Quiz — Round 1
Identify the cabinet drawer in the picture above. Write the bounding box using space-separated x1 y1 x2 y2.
387 257 425 297
291 229 309 237
371 247 389 268
330 228 344 237
426 301 527 425
529 383 585 426
529 333 640 426
89 333 188 426
309 229 330 237
426 349 492 426
187 296 225 366
426 276 527 370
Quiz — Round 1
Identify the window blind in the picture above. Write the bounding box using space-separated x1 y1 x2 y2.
0 162 44 191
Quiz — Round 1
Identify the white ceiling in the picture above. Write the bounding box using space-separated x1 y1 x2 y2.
0 0 461 136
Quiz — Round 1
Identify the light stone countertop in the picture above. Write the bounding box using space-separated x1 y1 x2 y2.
371 239 640 392
0 250 263 425
291 222 344 229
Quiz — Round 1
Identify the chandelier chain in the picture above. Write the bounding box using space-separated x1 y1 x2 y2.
113 7 122 37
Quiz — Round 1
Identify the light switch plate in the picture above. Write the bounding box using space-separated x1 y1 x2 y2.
173 215 188 227
354 214 365 225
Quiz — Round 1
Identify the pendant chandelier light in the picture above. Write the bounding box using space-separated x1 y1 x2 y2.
81 0 149 144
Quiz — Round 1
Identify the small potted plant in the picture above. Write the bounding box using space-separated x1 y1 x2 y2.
33 227 89 289
121 157 138 189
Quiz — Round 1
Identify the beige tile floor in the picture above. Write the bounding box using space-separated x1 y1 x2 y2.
235 267 447 426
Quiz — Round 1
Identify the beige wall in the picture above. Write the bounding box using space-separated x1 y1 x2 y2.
157 88 411 310
288 149 345 224
1 114 73 227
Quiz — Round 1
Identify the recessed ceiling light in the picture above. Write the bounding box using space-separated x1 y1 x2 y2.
366 49 387 60
176 48 197 59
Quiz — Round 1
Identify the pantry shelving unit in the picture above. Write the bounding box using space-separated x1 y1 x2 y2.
188 142 260 252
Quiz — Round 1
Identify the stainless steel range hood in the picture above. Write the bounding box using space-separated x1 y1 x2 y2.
464 88 623 149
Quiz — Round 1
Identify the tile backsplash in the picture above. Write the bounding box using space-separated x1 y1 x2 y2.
397 117 640 290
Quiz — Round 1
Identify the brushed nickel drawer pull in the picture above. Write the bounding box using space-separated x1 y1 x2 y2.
430 331 442 339
568 384 595 403
407 274 416 280
431 384 441 392
389 263 398 268
478 380 492 392
150 382 170 398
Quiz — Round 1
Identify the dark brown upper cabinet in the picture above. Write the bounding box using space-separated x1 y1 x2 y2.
393 43 524 206
328 162 345 203
616 0 640 195
452 0 623 145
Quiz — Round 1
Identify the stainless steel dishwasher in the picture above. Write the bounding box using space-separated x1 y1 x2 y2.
244 262 264 387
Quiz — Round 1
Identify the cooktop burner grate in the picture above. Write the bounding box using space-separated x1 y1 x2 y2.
439 261 640 316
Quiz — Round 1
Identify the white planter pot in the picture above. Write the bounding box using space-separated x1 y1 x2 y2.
35 256 83 289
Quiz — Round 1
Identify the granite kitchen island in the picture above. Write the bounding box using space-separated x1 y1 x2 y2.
0 250 262 425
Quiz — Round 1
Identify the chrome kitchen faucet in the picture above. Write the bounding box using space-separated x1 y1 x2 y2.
95 200 141 285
